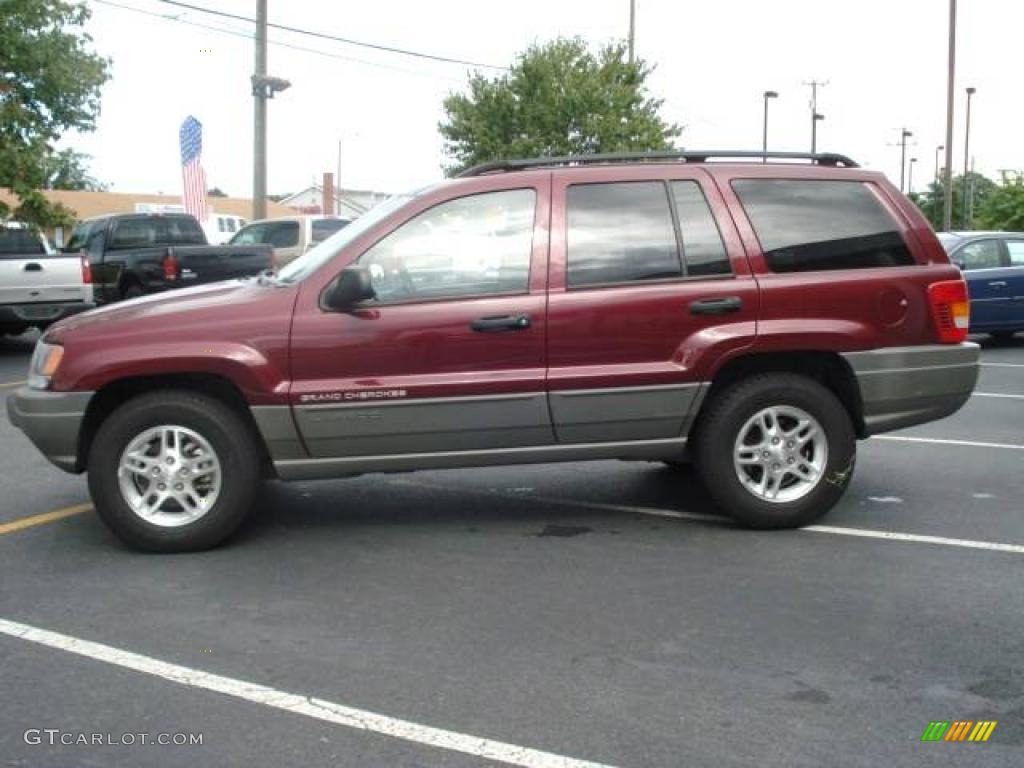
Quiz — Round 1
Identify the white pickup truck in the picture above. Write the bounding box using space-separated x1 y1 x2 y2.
0 223 94 337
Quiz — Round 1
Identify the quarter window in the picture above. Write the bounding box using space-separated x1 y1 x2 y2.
567 182 682 288
358 189 535 302
671 181 731 276
732 180 914 272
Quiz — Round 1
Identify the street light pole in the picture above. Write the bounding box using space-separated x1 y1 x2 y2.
934 144 944 185
942 0 957 231
762 90 778 163
253 0 267 221
908 157 918 195
628 0 636 64
804 80 827 154
899 128 913 193
962 86 976 228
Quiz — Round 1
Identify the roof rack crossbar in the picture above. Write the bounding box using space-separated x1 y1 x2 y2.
458 150 859 177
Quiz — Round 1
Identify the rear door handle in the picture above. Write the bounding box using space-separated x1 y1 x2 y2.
689 296 742 315
988 281 1008 288
470 314 531 332
23 263 42 272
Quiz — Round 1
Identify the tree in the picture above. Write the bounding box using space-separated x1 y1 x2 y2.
439 38 681 176
0 0 110 226
913 172 996 231
41 149 106 191
207 187 228 198
975 175 1024 232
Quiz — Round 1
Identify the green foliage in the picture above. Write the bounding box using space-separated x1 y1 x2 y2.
207 187 228 198
439 38 681 176
41 148 106 191
913 172 996 231
975 176 1024 232
0 0 110 226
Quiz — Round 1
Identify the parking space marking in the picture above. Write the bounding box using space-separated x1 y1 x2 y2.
973 392 1024 400
0 379 25 389
396 480 1024 556
0 504 93 536
873 435 1024 451
980 362 1024 368
0 618 617 768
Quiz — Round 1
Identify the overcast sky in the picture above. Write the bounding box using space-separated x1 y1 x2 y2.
70 0 1021 200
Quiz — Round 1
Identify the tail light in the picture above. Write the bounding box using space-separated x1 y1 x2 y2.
79 253 92 284
928 279 970 343
162 251 179 281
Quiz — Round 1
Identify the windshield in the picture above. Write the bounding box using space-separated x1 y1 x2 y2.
276 194 414 283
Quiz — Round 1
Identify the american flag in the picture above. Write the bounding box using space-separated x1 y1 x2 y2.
179 116 209 222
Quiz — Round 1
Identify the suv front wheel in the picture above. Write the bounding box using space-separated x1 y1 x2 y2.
695 373 856 529
87 391 260 552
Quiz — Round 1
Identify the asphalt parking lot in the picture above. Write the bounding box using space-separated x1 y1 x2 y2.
1 331 1022 767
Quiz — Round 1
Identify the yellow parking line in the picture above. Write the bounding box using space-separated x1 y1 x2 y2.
0 380 26 390
0 504 93 536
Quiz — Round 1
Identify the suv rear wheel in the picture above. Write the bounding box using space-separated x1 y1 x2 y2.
695 373 855 529
87 391 260 552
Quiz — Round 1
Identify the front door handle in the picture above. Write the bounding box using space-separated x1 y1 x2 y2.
689 296 742 315
470 314 531 332
988 281 1008 288
23 262 42 272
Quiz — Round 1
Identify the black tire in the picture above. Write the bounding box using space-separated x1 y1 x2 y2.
122 280 144 300
694 373 856 529
87 390 260 552
990 331 1017 343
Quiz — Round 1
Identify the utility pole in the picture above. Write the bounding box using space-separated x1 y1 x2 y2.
942 0 956 231
934 144 944 185
908 157 918 195
628 0 636 64
251 0 290 221
804 80 827 154
962 86 976 228
252 0 267 221
899 128 913 193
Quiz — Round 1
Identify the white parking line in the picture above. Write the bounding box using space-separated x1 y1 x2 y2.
0 618 615 768
872 435 1024 451
397 481 1024 557
980 362 1024 368
973 392 1024 400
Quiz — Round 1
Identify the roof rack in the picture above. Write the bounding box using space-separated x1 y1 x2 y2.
458 150 860 177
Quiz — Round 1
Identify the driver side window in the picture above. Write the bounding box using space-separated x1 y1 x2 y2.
358 189 536 303
958 239 1003 271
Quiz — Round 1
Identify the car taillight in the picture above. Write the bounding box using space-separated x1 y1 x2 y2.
80 253 92 284
162 252 179 281
928 279 970 343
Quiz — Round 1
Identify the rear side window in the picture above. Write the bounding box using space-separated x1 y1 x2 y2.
0 227 47 257
312 219 349 243
567 182 681 288
109 217 205 249
732 180 914 272
1005 240 1024 267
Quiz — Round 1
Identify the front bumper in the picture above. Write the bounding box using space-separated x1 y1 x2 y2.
841 342 980 436
6 387 94 473
0 302 95 328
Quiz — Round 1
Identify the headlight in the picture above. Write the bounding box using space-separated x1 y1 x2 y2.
28 340 64 390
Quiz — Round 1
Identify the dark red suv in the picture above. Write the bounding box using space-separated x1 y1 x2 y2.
8 151 979 551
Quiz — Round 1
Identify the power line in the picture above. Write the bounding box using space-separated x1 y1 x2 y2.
91 0 466 81
154 0 508 70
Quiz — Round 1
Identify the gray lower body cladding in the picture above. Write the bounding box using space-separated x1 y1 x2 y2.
6 388 94 473
841 342 979 435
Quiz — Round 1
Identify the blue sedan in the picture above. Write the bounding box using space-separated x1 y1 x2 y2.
938 231 1024 341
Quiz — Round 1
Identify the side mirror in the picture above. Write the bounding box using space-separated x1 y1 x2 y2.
324 265 375 310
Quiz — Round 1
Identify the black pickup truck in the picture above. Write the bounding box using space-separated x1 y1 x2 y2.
65 213 273 304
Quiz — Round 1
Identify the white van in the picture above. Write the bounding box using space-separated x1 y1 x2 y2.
202 214 247 245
